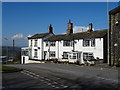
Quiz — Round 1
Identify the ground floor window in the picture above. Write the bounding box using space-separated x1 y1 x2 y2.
34 49 38 58
83 53 94 61
63 52 68 59
50 51 56 57
69 53 77 59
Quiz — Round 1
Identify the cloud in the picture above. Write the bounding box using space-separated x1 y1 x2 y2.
11 34 23 39
73 26 88 33
27 35 32 37
73 26 95 33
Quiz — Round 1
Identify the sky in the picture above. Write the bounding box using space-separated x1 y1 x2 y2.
2 2 118 47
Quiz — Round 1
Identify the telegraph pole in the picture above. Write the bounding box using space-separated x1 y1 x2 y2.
13 39 15 62
4 38 8 64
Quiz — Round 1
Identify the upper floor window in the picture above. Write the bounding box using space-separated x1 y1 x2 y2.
50 51 56 57
83 39 90 47
21 50 29 56
63 40 72 46
46 41 49 47
50 41 56 46
91 39 95 47
34 39 38 47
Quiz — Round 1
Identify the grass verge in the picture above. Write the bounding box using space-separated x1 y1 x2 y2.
1 66 17 71
1 66 22 73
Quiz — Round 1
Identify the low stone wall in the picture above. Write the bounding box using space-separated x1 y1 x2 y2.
28 60 45 64
94 60 103 64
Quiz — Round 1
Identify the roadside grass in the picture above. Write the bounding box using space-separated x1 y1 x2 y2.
1 66 18 71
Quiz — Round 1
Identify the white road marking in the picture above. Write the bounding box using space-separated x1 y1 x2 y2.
55 87 60 88
53 81 58 84
21 71 39 79
41 77 44 78
40 80 44 82
44 81 48 84
45 78 51 81
23 70 36 75
47 83 52 85
21 70 70 88
57 77 60 79
36 75 39 77
63 85 68 88
51 85 56 87
97 76 118 82
60 85 68 88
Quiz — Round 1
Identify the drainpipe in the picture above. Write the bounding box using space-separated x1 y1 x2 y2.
48 41 50 60
57 41 59 59
72 35 74 52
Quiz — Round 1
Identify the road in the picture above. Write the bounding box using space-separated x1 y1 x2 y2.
2 63 119 89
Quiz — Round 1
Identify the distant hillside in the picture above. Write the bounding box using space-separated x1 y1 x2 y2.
1 46 21 56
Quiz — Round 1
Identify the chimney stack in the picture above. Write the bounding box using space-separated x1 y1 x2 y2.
67 20 73 34
88 23 93 32
48 24 53 33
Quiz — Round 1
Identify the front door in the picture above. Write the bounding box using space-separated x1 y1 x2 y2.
23 57 25 64
44 51 47 60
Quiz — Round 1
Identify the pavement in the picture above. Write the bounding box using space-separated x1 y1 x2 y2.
2 63 119 89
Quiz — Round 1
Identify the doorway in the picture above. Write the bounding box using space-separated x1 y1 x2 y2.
23 57 25 64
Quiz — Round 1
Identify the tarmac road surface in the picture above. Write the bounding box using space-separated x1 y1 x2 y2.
2 63 119 89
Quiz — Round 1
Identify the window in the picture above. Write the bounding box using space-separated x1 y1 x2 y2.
46 41 49 47
83 39 90 46
30 40 32 47
63 52 68 59
91 39 95 47
34 39 38 47
50 51 56 57
50 41 56 46
73 53 77 59
63 40 72 46
22 50 29 56
69 53 77 59
83 53 94 61
34 49 38 58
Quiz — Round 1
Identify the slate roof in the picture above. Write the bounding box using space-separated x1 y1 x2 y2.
28 33 50 39
44 29 107 41
109 6 120 15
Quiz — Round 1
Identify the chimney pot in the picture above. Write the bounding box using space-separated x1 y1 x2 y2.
48 24 53 33
88 23 93 32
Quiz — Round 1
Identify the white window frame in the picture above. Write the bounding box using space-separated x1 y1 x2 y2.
50 41 56 46
34 39 38 47
83 52 94 60
63 52 68 59
91 39 95 47
50 51 56 57
34 49 38 58
63 40 72 46
83 39 90 47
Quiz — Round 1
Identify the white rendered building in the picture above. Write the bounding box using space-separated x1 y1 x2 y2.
21 21 107 64
21 24 54 64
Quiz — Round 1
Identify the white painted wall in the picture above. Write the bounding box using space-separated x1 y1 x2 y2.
21 33 54 64
22 33 104 64
21 56 29 64
43 38 104 60
75 38 103 59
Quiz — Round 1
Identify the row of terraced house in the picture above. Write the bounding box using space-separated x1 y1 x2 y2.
21 6 120 66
